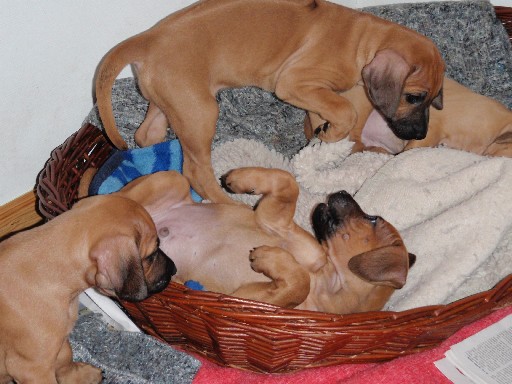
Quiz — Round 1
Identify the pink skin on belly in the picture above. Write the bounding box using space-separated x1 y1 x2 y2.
154 204 276 293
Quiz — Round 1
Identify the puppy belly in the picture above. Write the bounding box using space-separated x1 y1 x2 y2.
156 205 275 294
170 245 272 294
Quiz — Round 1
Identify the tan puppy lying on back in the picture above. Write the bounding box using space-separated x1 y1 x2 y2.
305 77 512 156
114 167 415 314
0 195 175 384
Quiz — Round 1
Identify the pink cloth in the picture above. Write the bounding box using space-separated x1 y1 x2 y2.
193 305 512 384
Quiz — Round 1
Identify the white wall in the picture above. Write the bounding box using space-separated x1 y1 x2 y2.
0 0 195 205
0 0 508 205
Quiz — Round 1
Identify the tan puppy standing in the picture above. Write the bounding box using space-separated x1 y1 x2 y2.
95 0 445 204
0 195 176 384
114 167 415 314
305 78 512 156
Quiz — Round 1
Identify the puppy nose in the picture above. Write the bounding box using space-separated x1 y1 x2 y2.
159 249 177 276
409 109 429 139
154 248 177 276
168 258 177 276
148 253 176 295
328 190 354 206
333 190 351 198
413 129 427 140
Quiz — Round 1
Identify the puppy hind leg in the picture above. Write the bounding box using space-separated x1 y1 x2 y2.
232 246 310 308
134 102 170 147
117 171 195 211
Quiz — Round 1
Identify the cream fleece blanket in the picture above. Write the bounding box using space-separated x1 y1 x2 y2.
211 139 512 311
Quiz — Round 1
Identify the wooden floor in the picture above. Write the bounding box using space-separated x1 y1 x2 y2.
0 191 43 239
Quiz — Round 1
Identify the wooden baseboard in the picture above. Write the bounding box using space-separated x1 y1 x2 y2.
0 191 43 239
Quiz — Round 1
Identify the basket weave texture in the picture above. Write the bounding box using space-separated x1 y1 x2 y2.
35 7 512 373
496 7 512 42
36 124 512 373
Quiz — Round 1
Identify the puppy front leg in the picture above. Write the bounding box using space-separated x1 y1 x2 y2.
223 167 327 271
222 167 298 228
275 74 357 143
55 340 102 384
232 246 310 308
169 96 236 204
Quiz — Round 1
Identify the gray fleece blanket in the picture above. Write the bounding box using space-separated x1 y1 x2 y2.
70 313 201 383
78 1 511 382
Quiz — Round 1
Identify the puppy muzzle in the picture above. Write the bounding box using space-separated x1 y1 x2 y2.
147 248 176 295
312 191 363 241
388 107 429 140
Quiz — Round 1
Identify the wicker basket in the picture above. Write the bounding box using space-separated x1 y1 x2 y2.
496 6 512 42
36 122 512 373
36 8 512 373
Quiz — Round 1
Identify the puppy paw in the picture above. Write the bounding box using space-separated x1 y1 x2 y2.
221 169 257 195
315 105 357 143
315 121 352 142
249 246 272 273
57 362 103 384
249 246 290 275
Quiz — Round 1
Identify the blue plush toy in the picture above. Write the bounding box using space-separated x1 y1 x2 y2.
89 139 201 202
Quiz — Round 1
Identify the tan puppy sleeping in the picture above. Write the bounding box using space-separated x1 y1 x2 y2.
305 77 512 157
114 167 415 314
0 195 175 384
95 0 444 204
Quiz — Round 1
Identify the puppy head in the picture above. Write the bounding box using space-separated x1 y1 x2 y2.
312 191 414 290
362 48 444 141
75 195 176 302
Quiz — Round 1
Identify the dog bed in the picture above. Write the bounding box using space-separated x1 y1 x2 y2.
36 0 512 374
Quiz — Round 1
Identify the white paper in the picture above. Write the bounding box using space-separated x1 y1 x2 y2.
434 357 476 384
436 315 512 384
79 288 140 332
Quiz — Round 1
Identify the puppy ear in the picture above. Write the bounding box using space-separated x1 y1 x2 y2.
90 236 149 301
483 126 512 157
408 253 417 268
494 130 512 145
362 49 411 118
431 86 443 110
348 246 410 289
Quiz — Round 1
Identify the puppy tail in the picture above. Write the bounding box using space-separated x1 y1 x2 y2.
94 35 146 150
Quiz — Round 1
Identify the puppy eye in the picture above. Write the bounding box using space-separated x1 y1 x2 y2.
365 215 379 226
146 252 157 263
405 92 427 105
144 248 158 264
